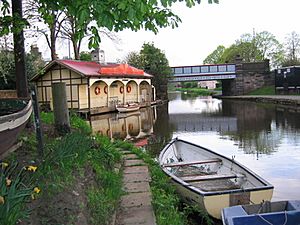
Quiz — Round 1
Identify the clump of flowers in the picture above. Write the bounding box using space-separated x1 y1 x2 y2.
0 161 40 224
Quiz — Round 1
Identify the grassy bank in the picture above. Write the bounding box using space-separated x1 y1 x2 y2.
247 86 275 95
176 88 217 96
0 113 123 225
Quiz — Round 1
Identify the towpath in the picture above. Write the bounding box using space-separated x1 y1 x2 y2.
115 150 156 225
216 95 300 108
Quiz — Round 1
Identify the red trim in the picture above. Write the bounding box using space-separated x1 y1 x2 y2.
95 86 101 95
120 86 124 94
126 85 131 93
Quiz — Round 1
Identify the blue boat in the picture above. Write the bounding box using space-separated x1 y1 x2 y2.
222 200 300 225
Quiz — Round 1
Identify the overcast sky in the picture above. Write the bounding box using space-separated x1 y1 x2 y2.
39 0 300 66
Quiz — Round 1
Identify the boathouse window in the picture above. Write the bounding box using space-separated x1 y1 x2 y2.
183 67 192 74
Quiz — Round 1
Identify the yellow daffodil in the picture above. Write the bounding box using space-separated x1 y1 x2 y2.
0 196 4 204
1 162 9 169
27 166 37 172
5 178 11 186
33 187 41 194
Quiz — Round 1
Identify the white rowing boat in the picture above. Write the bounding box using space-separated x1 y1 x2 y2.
159 138 274 219
116 103 139 113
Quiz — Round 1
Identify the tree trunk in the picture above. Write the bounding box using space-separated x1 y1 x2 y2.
12 0 28 98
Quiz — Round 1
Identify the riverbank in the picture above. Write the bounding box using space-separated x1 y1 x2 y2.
215 95 300 111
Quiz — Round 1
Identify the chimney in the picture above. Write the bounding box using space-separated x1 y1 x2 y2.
91 48 105 64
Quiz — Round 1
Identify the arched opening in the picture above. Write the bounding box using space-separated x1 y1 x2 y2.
109 80 124 107
140 81 152 103
126 81 138 103
90 81 108 108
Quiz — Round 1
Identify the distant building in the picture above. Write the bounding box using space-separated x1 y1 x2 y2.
198 80 217 89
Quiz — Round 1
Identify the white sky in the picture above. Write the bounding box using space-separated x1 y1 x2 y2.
36 0 300 66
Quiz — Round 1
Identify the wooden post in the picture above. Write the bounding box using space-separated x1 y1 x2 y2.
52 82 70 135
31 87 44 157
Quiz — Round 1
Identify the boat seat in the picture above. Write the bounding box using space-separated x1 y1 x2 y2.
162 158 222 167
180 173 243 182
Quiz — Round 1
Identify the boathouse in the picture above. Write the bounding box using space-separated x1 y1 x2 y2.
31 60 155 114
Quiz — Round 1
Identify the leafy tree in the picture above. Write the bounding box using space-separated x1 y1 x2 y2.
284 31 300 65
204 31 284 68
203 45 225 64
0 49 45 90
126 43 172 100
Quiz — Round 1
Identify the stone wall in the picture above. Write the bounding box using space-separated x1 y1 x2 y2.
222 60 274 96
0 90 17 98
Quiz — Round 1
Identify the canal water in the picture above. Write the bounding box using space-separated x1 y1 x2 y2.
89 92 300 201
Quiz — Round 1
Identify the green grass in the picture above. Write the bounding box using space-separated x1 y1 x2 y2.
1 112 123 225
176 87 217 96
247 86 275 95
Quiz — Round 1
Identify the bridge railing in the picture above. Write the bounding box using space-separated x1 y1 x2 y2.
171 64 236 77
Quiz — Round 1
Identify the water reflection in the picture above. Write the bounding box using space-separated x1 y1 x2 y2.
89 106 157 142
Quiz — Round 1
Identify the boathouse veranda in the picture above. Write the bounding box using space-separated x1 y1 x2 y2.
30 60 155 115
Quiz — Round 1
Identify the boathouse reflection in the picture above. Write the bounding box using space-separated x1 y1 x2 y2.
89 106 157 140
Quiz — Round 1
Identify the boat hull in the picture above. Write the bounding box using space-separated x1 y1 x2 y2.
0 99 32 156
222 200 300 225
159 138 274 219
116 104 140 113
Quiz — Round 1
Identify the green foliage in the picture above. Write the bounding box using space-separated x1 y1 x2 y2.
181 81 197 88
1 0 218 50
79 51 92 61
126 42 171 100
204 31 284 68
0 49 44 90
0 162 38 225
177 87 217 96
203 45 225 64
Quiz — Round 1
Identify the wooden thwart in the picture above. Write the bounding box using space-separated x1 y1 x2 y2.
163 158 222 167
180 173 241 182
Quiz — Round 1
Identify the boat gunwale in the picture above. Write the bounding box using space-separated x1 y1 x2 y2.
0 99 32 132
159 138 274 197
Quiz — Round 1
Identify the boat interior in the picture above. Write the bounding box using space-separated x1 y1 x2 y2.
242 201 298 214
163 158 248 192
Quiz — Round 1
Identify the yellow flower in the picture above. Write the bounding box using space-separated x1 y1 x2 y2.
33 187 41 194
27 166 37 172
5 178 11 186
0 196 4 204
1 162 9 169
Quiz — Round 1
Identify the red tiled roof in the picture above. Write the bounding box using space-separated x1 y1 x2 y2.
60 60 101 76
99 64 144 75
30 60 152 81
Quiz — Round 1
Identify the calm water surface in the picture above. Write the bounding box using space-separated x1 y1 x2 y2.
90 92 300 201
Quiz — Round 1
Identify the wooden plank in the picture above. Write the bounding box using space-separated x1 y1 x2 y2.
162 158 222 167
180 173 239 182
